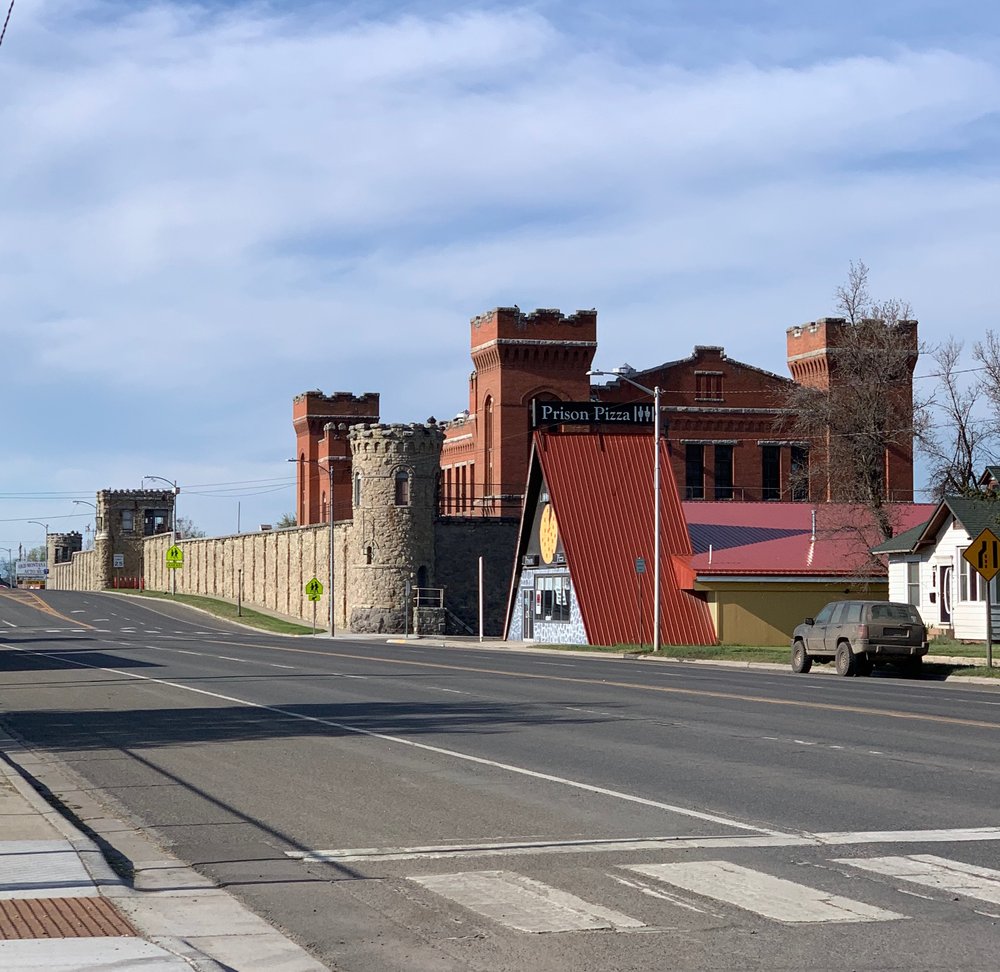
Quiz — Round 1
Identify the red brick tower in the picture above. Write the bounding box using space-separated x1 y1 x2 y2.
786 317 917 501
292 391 380 525
441 307 597 517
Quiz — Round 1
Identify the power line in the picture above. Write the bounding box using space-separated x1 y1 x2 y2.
0 1 14 50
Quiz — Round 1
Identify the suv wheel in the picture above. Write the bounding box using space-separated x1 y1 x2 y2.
791 640 812 673
898 655 923 676
856 655 874 677
835 641 857 677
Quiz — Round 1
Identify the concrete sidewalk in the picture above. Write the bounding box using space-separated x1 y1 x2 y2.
0 734 328 972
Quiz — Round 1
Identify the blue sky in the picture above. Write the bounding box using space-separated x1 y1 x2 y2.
2 0 1000 546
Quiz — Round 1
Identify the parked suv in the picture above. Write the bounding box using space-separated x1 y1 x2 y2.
791 600 928 677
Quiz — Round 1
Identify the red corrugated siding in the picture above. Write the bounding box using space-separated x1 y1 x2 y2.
537 433 716 646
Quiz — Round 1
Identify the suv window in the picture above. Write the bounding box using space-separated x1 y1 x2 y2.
844 602 863 623
829 602 848 623
814 603 835 624
869 603 921 621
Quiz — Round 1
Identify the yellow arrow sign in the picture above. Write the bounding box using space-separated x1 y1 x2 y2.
305 577 323 601
963 527 1000 581
165 544 184 569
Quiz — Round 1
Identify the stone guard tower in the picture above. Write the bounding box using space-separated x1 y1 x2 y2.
47 532 83 567
348 422 445 633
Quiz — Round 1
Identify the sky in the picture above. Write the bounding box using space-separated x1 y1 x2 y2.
2 0 1000 549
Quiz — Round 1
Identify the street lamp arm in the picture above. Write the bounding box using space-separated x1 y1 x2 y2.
586 368 655 397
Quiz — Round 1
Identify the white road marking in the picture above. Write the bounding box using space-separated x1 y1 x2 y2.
269 663 296 669
93 618 109 622
289 825 1000 863
837 855 1000 906
409 870 644 933
70 610 85 614
627 861 904 923
608 873 712 914
0 643 790 838
1 620 15 627
815 828 1000 846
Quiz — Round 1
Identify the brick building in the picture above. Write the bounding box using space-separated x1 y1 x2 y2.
293 307 917 526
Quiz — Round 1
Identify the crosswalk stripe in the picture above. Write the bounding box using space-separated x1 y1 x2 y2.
835 855 1000 906
409 870 645 933
626 861 905 923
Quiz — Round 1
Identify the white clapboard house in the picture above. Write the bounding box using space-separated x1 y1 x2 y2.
871 471 1000 641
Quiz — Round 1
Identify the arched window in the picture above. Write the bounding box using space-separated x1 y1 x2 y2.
353 471 362 507
366 545 374 564
394 468 411 506
483 396 494 504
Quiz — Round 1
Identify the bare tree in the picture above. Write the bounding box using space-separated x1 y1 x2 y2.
175 516 205 539
781 261 928 542
921 337 995 499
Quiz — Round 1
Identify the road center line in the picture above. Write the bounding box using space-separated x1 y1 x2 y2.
1 642 791 838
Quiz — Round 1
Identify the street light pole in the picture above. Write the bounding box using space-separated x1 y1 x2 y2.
587 370 663 653
1 547 13 588
27 521 48 553
143 476 179 534
289 457 336 638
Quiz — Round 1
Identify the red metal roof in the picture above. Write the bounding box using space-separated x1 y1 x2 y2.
536 432 716 646
683 501 936 576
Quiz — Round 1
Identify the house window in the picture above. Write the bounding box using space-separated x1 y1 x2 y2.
534 574 571 622
714 444 734 500
790 446 809 501
121 510 134 532
394 468 411 506
906 561 920 606
685 444 704 499
762 445 781 501
960 556 986 602
695 371 723 401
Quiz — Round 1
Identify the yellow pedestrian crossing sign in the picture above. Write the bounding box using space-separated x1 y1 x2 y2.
305 577 323 601
165 544 184 569
963 527 1000 581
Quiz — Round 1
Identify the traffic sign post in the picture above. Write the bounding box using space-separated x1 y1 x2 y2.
305 578 323 635
963 527 999 668
165 544 183 597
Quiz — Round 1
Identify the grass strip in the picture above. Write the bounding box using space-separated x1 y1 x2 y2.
113 589 315 635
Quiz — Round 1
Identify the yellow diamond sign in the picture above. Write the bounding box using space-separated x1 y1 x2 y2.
963 527 1000 582
165 544 184 569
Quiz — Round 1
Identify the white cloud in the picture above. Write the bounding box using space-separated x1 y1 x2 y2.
2 2 999 533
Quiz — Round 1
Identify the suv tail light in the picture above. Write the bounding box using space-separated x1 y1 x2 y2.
857 624 868 640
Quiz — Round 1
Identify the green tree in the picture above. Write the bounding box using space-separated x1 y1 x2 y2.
276 512 297 528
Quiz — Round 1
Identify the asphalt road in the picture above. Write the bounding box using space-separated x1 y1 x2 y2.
1 588 999 971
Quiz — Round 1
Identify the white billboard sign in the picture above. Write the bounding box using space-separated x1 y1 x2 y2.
16 561 48 578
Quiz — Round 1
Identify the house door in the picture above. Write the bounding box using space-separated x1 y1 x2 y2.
938 565 952 625
522 590 534 640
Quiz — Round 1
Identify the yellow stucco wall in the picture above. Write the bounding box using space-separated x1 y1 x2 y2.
698 581 889 646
